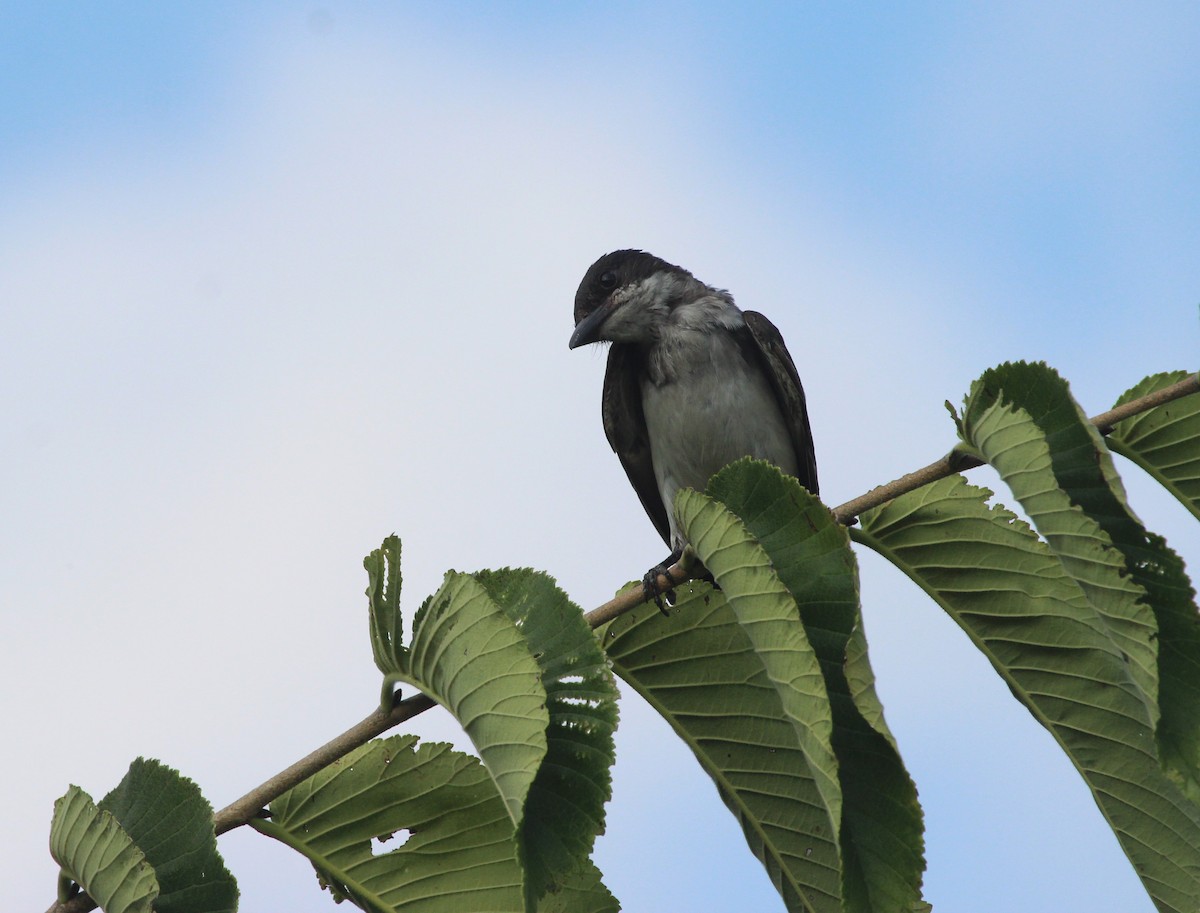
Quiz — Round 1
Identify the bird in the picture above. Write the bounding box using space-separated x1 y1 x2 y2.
569 249 818 608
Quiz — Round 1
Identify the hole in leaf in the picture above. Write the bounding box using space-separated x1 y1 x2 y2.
558 695 599 708
372 828 415 856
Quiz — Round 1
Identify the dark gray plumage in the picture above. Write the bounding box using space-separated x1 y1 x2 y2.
569 250 818 598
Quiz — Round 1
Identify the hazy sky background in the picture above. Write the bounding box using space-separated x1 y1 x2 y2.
4 4 1199 911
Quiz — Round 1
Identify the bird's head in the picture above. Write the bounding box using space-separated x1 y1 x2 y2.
569 250 701 349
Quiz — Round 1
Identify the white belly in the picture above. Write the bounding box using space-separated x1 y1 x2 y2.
641 346 796 547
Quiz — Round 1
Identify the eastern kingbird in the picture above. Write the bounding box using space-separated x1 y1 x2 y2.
569 249 818 607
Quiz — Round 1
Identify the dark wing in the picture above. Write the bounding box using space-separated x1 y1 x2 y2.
743 311 819 495
601 344 671 545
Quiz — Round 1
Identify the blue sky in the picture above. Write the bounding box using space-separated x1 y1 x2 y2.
4 4 1199 912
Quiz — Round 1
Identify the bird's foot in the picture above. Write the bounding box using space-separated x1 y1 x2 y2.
642 563 679 615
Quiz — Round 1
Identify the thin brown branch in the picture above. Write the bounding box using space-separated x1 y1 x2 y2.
588 371 1200 619
43 371 1198 913
213 692 435 835
583 568 685 628
1091 372 1200 434
833 371 1199 524
830 450 982 526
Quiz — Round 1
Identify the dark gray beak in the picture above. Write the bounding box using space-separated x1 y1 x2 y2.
568 303 613 350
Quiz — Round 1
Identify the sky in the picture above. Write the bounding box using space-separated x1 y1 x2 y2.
3 3 1199 911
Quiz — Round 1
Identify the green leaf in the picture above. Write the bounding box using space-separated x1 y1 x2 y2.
50 761 236 913
843 623 898 753
366 535 406 682
1108 371 1200 521
534 861 620 913
675 488 841 829
1107 372 1200 802
98 759 238 913
261 735 619 913
856 474 1200 913
965 362 1200 803
707 460 925 913
472 569 619 906
50 785 159 913
604 473 852 913
406 571 550 828
261 735 526 912
363 538 550 833
600 583 842 913
960 362 1159 718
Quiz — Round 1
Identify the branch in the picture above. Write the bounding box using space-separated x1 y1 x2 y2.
212 693 435 835
1090 373 1199 434
43 370 1198 913
583 371 1200 625
834 371 1199 523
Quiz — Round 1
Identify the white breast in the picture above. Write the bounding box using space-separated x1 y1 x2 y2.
641 328 797 547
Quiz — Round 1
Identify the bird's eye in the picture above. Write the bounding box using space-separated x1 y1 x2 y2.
599 271 617 290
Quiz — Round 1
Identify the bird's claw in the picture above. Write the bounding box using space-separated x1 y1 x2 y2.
643 564 678 615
